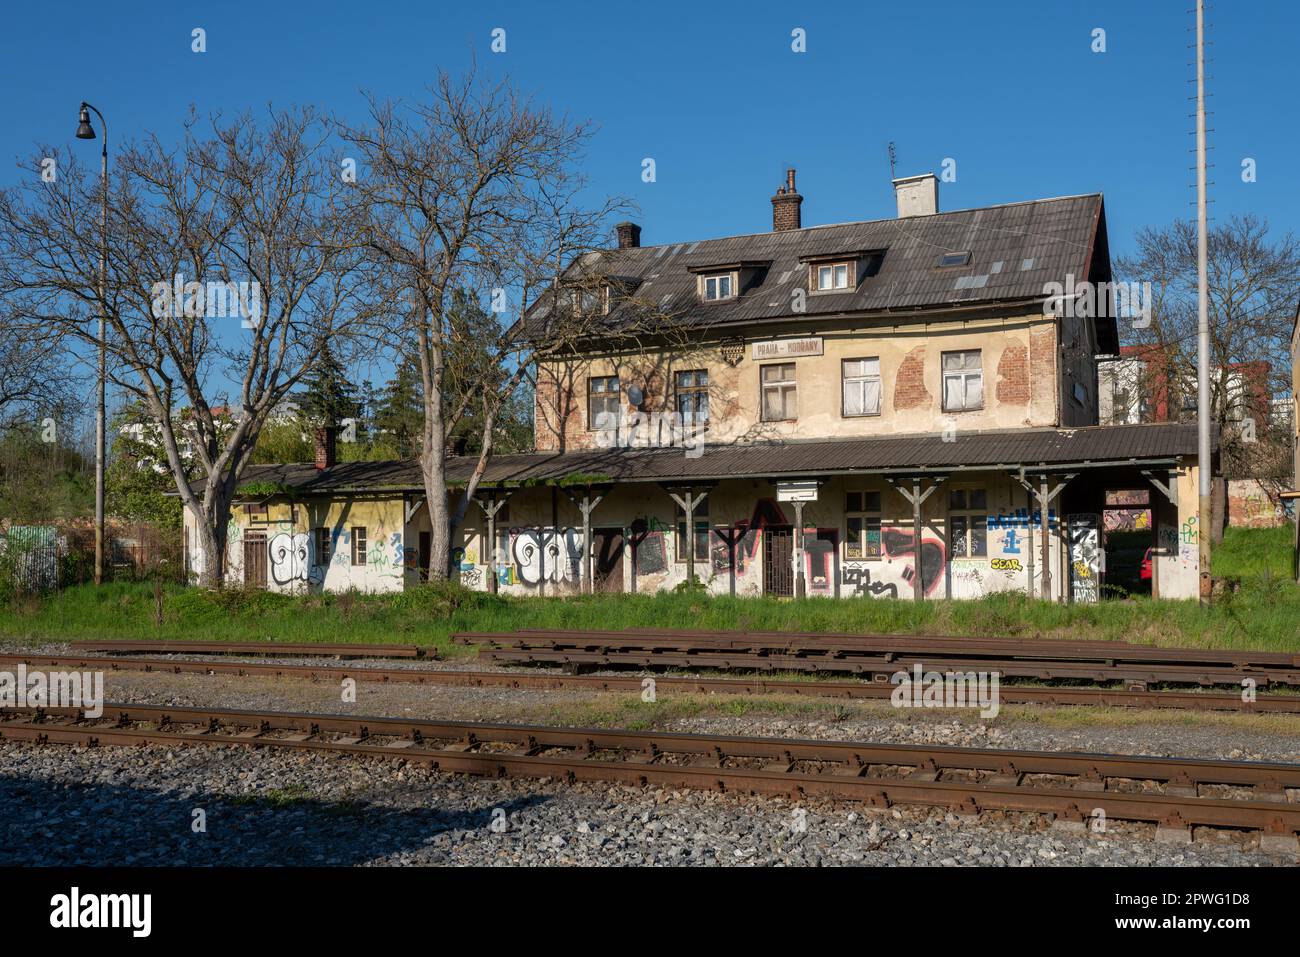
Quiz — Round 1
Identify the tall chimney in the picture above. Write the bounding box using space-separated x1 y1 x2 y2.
771 168 802 231
314 425 337 470
893 173 939 218
615 221 642 248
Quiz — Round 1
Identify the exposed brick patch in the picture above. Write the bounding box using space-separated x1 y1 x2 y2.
893 346 930 410
1029 324 1057 420
995 339 1030 405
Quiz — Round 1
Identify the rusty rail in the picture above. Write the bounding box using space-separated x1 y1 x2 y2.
2 702 1297 850
4 653 1297 714
456 630 1300 688
69 640 426 659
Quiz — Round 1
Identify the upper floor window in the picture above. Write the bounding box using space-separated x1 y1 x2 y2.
815 262 851 291
942 350 983 412
701 273 735 301
572 286 607 316
842 357 881 417
675 370 709 425
587 375 621 430
760 363 797 421
948 488 987 557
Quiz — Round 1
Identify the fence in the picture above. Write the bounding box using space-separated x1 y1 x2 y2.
0 527 184 597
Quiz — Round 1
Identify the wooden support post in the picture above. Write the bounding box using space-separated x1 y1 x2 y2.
666 486 711 588
473 491 512 594
886 475 944 603
1039 473 1052 600
793 500 806 599
562 486 606 595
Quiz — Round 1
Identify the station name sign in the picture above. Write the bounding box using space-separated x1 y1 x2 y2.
751 337 823 360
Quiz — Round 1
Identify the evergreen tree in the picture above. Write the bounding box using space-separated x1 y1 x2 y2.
296 343 359 428
374 360 423 459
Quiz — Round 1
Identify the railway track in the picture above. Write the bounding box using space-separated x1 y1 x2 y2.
1 701 1297 852
69 640 426 658
456 629 1300 688
4 652 1299 713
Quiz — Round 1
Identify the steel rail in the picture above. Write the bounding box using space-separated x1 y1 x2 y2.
458 630 1300 668
2 703 1297 844
68 640 425 658
4 653 1298 713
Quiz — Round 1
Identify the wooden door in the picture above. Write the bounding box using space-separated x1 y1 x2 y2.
763 526 794 597
592 527 625 593
243 532 267 589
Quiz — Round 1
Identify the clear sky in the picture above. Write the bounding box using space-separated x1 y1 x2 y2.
3 0 1296 414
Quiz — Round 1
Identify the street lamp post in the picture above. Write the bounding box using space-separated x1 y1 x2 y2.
76 103 107 587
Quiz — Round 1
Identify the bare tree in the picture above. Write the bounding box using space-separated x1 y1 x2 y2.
339 68 626 580
0 108 370 585
0 305 75 430
1116 214 1299 538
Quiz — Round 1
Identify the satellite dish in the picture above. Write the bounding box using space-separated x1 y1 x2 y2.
627 384 645 407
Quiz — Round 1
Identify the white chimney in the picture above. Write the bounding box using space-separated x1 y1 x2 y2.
893 173 939 218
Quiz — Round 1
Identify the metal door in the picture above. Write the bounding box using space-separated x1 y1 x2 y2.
763 526 794 597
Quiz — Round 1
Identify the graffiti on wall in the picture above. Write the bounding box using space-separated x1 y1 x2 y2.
987 509 1057 530
1068 514 1101 604
510 527 583 586
881 527 945 595
629 519 668 576
268 532 310 586
803 529 837 594
842 562 898 598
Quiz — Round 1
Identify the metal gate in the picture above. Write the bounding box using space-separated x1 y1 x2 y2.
763 526 794 597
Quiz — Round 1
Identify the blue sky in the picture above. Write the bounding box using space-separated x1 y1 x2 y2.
3 0 1297 415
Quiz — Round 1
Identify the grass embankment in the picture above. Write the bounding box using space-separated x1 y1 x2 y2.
0 527 1295 653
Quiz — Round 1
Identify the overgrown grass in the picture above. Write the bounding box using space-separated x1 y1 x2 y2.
1 528 1295 652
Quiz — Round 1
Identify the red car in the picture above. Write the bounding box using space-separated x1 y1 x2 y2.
1139 548 1153 581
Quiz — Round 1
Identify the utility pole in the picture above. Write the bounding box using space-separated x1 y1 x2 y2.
1194 0 1212 606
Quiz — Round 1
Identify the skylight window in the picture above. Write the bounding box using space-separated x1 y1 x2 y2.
937 251 971 268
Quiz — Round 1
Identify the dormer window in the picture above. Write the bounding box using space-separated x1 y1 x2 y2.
816 262 851 291
571 285 609 316
701 273 735 301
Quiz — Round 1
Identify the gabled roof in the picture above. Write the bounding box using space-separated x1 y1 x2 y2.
220 422 1204 497
525 193 1113 346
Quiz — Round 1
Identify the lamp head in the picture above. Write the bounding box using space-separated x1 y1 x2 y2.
76 104 96 140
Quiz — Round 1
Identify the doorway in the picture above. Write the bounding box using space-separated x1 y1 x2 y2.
243 531 267 589
763 525 794 597
1101 489 1153 598
592 527 625 593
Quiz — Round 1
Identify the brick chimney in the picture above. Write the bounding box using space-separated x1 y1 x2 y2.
615 221 642 248
771 168 802 231
893 173 939 218
314 425 337 470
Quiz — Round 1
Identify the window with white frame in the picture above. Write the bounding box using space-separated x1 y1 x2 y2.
815 262 851 291
948 488 988 558
761 362 797 421
701 273 735 301
587 375 621 431
844 490 883 559
842 357 881 416
942 350 984 412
